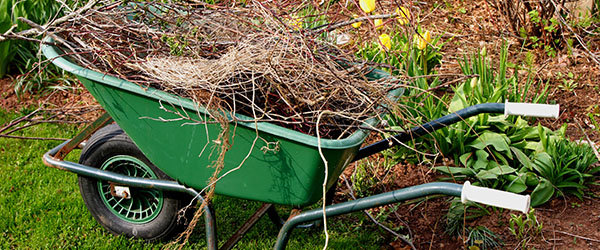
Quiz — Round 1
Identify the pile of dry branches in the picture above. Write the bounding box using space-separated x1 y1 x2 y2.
47 1 398 139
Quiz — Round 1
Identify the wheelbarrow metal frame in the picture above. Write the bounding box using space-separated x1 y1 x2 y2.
42 103 510 249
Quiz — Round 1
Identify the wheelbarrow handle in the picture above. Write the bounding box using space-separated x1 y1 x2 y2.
504 101 559 118
461 181 530 213
353 102 560 161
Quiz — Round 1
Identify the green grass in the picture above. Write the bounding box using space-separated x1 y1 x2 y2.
0 109 386 249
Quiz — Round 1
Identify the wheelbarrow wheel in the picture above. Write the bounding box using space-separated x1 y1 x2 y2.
77 124 193 241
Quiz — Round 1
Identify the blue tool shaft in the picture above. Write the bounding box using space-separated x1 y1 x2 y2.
353 103 505 161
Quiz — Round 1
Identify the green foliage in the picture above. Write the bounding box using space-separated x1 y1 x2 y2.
444 199 502 249
519 9 562 57
296 4 329 30
466 226 503 250
445 199 490 237
12 41 75 95
357 29 449 164
422 45 546 164
356 28 443 76
350 158 395 197
0 0 75 77
366 43 598 206
350 161 377 197
533 138 600 199
436 118 598 206
589 105 600 136
161 35 189 56
0 0 82 96
508 209 542 248
556 71 578 91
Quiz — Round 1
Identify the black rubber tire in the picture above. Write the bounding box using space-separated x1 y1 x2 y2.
78 124 193 241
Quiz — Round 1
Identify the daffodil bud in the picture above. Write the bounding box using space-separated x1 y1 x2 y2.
415 30 431 50
470 77 479 88
287 16 302 31
379 33 391 50
359 0 376 13
374 18 383 30
395 7 410 25
352 14 362 28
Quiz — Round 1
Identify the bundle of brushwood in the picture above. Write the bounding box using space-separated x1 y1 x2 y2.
48 1 399 139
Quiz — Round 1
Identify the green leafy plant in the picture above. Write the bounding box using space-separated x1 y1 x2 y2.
0 0 80 94
350 159 395 197
466 226 503 250
410 45 597 206
515 8 563 57
444 199 502 249
11 41 75 95
532 138 600 200
357 29 448 163
428 45 547 163
509 209 543 248
589 105 600 135
556 71 578 91
445 199 490 237
0 0 69 76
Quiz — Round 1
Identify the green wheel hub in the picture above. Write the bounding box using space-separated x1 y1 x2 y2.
97 155 163 223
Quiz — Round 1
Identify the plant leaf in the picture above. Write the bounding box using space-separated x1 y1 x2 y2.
460 152 473 167
530 178 554 207
469 131 511 153
505 174 527 193
511 146 533 170
476 165 516 179
434 166 475 176
449 83 468 113
532 152 553 176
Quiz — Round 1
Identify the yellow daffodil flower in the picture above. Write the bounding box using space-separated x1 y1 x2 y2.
374 18 383 30
415 30 431 50
359 0 376 13
288 16 302 31
379 33 391 50
395 7 410 25
352 14 362 28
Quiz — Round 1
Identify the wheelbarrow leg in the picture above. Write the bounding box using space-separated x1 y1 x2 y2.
205 201 218 250
219 203 273 250
54 112 113 160
267 184 337 229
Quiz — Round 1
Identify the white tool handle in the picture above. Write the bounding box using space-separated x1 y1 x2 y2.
461 181 530 214
505 102 560 118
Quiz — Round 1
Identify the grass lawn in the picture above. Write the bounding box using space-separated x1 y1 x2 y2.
0 109 386 249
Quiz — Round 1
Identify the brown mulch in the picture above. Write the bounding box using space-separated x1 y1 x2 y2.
0 78 100 119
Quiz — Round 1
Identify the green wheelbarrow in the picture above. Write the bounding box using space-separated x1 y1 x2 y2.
40 37 559 249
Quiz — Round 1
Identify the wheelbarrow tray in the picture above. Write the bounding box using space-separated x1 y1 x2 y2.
42 41 402 206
